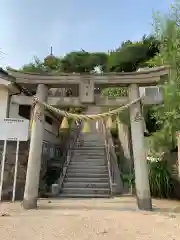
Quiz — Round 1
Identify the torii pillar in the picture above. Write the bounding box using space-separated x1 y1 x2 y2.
23 84 48 209
129 84 152 211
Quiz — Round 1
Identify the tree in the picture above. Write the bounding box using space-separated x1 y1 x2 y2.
147 0 180 153
21 57 46 73
107 35 160 72
21 56 62 73
60 51 108 73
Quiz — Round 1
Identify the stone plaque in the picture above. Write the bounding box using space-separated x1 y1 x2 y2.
79 79 94 103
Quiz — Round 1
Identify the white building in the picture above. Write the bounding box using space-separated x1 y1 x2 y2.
0 68 60 146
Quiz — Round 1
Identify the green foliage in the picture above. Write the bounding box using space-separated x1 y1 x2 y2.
147 1 180 152
60 51 108 73
101 87 127 97
144 106 161 133
101 35 160 120
107 35 160 72
44 55 61 71
21 57 46 72
20 34 159 75
121 173 135 188
148 160 175 198
110 127 118 139
120 159 175 198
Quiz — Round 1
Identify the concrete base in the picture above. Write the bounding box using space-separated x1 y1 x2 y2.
137 197 152 211
112 183 122 195
22 198 38 210
51 184 59 196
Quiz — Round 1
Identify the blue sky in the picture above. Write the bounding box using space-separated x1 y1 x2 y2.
0 0 173 69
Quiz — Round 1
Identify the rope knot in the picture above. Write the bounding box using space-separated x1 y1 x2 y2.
32 96 39 107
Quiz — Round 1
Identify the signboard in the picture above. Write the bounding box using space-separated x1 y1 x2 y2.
0 118 29 141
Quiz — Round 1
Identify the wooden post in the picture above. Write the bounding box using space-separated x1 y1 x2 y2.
128 84 152 211
23 84 48 209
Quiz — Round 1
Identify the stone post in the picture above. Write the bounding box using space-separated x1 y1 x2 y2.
177 132 180 177
128 84 152 211
23 84 48 209
116 117 131 161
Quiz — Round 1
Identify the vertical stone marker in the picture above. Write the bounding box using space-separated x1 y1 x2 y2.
128 84 152 211
23 84 48 209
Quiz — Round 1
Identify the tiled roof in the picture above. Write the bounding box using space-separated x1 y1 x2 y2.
0 68 32 95
0 67 16 82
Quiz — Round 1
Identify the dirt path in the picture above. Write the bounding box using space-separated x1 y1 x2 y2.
0 197 180 240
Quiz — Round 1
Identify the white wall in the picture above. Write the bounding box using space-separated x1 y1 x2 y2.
9 102 20 118
0 87 9 118
9 100 59 143
139 86 162 100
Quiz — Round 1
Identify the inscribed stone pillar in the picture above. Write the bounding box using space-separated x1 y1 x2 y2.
116 117 131 161
177 132 180 177
79 79 94 103
128 84 152 211
23 84 48 209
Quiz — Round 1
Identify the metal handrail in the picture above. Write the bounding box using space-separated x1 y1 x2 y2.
57 122 82 189
101 120 113 195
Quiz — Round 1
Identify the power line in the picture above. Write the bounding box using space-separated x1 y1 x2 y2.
0 49 7 55
0 48 7 55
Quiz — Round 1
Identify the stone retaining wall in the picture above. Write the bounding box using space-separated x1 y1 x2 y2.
0 141 29 200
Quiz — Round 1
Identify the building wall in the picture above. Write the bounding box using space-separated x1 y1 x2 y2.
0 87 9 118
139 86 163 101
0 87 63 200
9 100 59 144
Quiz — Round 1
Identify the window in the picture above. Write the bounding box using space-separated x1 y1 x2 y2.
19 105 53 125
145 87 160 97
19 105 31 119
45 116 53 125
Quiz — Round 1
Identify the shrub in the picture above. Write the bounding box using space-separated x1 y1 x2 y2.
121 159 176 198
148 159 175 198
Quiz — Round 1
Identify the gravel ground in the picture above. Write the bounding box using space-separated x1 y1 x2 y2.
0 197 180 240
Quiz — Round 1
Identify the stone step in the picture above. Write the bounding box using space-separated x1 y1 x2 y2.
75 146 105 149
72 155 105 158
66 173 109 178
79 143 105 146
73 152 105 156
80 134 104 137
72 158 105 162
72 160 105 163
73 156 105 160
80 139 104 142
67 168 108 174
79 136 104 139
71 156 106 162
59 193 110 198
79 139 104 142
79 138 104 141
63 182 109 188
79 140 104 142
73 148 105 152
81 141 104 143
68 165 107 170
60 128 111 198
69 162 107 168
71 159 106 166
64 177 109 183
62 187 110 195
76 141 104 143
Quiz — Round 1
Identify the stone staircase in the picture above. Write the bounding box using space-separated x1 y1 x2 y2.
60 132 111 198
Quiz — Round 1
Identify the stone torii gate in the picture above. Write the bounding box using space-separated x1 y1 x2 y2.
8 66 169 210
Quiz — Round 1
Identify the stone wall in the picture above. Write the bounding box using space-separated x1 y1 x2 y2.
0 131 72 201
0 140 29 201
